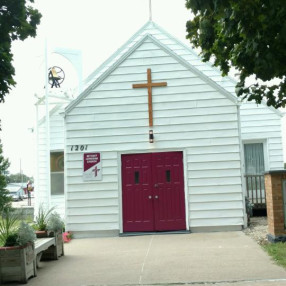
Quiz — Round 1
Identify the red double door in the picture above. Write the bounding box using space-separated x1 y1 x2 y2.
122 152 186 232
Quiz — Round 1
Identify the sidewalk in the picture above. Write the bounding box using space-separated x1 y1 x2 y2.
12 197 34 208
6 231 286 286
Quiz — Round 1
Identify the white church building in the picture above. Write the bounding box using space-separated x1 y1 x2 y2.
35 21 284 238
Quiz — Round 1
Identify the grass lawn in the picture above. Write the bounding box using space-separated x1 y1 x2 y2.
263 242 286 268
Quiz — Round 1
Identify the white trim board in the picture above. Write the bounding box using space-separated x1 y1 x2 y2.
65 34 238 114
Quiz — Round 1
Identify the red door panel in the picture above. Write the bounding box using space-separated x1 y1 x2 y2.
122 154 154 232
152 152 186 231
122 151 186 232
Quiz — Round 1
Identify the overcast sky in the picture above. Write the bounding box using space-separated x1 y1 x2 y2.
0 0 285 177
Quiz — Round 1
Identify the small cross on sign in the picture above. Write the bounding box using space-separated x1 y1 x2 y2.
132 69 167 127
92 166 100 177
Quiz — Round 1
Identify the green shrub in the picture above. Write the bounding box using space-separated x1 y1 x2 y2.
4 233 18 246
17 221 36 246
47 212 64 232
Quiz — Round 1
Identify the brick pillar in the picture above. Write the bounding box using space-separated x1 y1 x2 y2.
264 170 286 242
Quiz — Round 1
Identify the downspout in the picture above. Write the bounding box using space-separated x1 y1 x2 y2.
237 102 247 228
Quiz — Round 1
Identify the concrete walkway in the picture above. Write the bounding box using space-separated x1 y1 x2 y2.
10 231 286 286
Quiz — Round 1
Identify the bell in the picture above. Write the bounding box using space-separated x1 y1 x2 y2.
51 67 60 80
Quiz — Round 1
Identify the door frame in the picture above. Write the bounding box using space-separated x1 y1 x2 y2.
118 148 189 234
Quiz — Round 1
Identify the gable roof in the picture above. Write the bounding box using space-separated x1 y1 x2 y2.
66 34 238 114
65 21 283 117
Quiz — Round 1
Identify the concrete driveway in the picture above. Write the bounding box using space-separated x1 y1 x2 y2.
6 231 286 286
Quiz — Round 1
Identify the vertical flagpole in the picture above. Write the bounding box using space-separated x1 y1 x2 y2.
45 39 51 208
149 0 152 21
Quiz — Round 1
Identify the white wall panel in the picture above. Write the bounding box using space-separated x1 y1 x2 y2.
65 38 244 234
36 106 66 217
240 102 284 171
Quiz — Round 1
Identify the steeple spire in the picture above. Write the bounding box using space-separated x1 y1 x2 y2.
149 0 152 21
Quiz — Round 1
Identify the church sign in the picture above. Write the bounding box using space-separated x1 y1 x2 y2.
83 153 102 181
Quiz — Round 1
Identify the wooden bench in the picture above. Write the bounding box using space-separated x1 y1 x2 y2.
34 237 56 268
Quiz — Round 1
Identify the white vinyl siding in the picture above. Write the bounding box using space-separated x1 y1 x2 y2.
36 21 284 236
65 38 244 234
83 21 283 174
36 123 49 208
240 102 284 171
35 106 66 217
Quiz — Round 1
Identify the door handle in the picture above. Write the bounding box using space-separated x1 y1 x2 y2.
155 195 159 199
148 195 152 199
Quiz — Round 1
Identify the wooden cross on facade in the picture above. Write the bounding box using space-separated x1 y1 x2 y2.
132 69 167 127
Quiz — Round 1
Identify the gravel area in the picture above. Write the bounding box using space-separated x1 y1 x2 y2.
243 216 269 245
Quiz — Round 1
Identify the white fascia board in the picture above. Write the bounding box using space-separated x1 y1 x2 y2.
151 22 238 85
65 20 240 114
66 34 237 115
152 22 285 117
147 35 238 104
265 104 284 117
65 34 156 114
65 21 157 114
83 21 154 86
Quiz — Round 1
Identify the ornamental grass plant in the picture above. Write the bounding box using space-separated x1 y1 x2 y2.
0 210 19 247
34 204 56 231
0 210 36 247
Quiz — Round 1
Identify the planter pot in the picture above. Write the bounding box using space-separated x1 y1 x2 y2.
35 230 49 238
0 243 36 284
45 231 64 259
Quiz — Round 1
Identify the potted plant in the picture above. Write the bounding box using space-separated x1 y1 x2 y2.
0 210 37 284
34 204 55 238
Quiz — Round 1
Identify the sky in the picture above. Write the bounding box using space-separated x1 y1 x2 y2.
0 0 285 177
0 0 191 176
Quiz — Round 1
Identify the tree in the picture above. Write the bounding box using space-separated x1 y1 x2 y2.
0 0 41 103
0 141 11 212
6 173 33 184
185 0 286 108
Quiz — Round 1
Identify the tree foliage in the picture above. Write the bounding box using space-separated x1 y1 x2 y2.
185 0 286 108
6 173 33 184
0 0 41 103
0 141 11 212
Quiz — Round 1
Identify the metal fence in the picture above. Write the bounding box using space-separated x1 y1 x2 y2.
245 174 265 209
